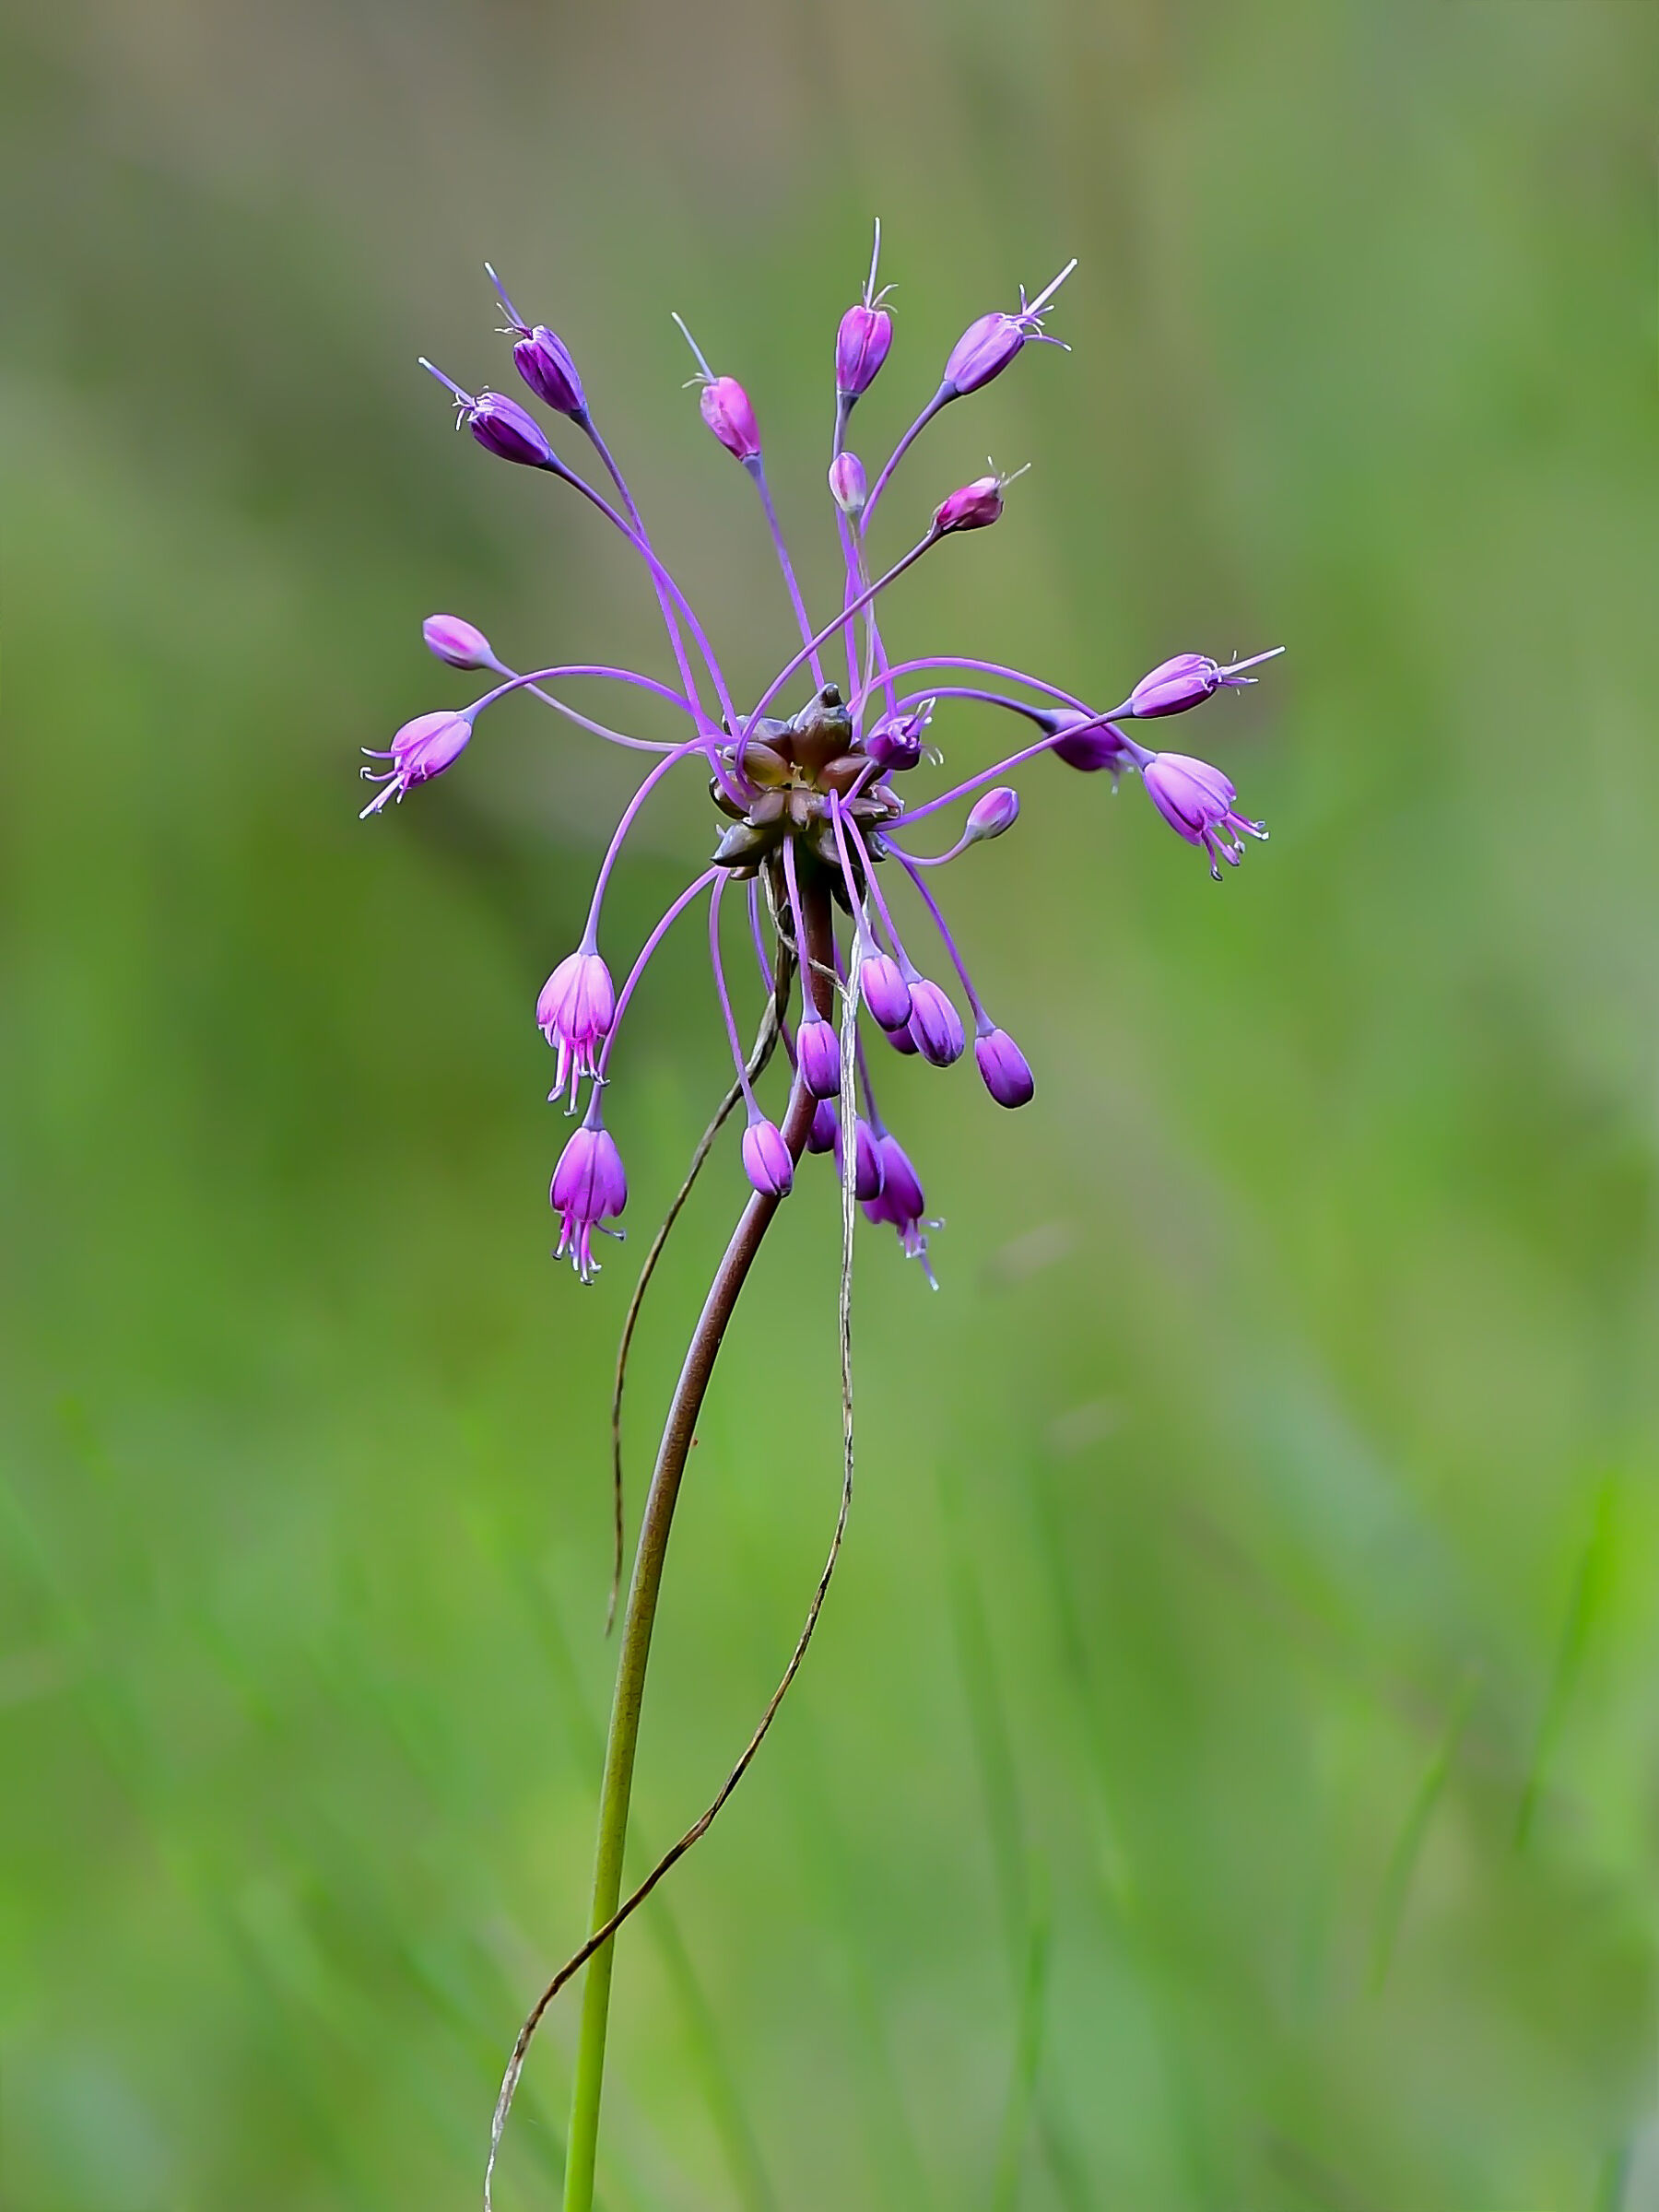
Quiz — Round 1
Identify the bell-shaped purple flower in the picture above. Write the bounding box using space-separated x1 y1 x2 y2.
806 1098 839 1155
941 261 1076 396
796 1013 842 1101
550 1114 628 1283
906 978 966 1067
537 944 617 1103
487 265 588 418
1141 752 1268 880
865 700 933 773
860 952 912 1034
700 376 761 463
965 788 1019 844
863 1131 936 1285
359 710 472 817
829 452 867 518
833 1112 886 1201
974 1024 1035 1109
1128 648 1282 719
742 1115 794 1198
423 614 498 671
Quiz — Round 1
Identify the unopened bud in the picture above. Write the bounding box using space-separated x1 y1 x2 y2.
742 1116 794 1197
1127 647 1283 719
974 1025 1035 1109
933 464 1029 536
422 614 497 670
829 451 867 518
836 302 892 400
965 788 1019 843
866 701 932 773
700 375 761 462
487 266 588 418
796 1013 842 1100
860 952 913 1034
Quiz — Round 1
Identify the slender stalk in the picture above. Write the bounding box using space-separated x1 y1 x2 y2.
559 879 834 2212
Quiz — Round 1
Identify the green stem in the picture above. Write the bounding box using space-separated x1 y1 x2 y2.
561 878 831 2212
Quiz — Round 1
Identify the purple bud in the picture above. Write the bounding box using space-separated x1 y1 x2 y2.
863 1131 935 1281
796 1013 842 1100
885 1018 921 1057
512 328 586 418
833 1112 886 1201
941 262 1075 396
700 375 761 462
742 1116 794 1197
965 788 1019 844
1046 711 1134 774
1127 648 1282 719
537 947 617 1103
422 614 497 671
933 474 1006 535
806 1097 839 1155
1140 752 1268 881
974 1026 1035 1109
829 451 867 518
865 702 932 773
359 710 472 817
906 979 966 1067
860 952 913 1033
467 390 554 468
550 1117 628 1282
836 302 893 400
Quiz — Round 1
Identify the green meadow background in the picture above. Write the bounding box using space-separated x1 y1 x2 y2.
4 2 1656 2206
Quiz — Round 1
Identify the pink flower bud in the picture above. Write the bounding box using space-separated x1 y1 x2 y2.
860 952 913 1033
422 614 497 670
1128 648 1282 718
359 710 473 817
836 302 892 400
700 375 761 462
965 788 1019 843
829 451 867 517
741 1117 794 1197
906 979 965 1067
796 1013 842 1100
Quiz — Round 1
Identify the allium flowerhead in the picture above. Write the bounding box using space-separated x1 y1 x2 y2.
974 1026 1036 1109
550 1117 628 1282
829 452 867 518
863 1132 936 1284
860 953 913 1034
422 614 497 670
1141 752 1268 879
741 1117 794 1198
359 709 472 816
700 376 761 463
907 978 966 1067
537 947 617 1103
965 788 1019 844
836 302 892 401
796 1014 842 1101
833 1112 886 1201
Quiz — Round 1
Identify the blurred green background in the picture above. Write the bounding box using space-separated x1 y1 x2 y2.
4 1 1657 2205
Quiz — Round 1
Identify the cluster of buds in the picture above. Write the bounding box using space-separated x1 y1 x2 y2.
365 225 1279 1281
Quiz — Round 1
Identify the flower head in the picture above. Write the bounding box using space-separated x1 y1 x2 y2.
1141 753 1268 879
537 947 617 1105
359 710 472 816
550 1113 628 1282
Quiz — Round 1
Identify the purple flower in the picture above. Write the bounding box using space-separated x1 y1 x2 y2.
866 701 932 773
863 1131 936 1284
422 361 555 469
796 1013 842 1100
974 1026 1036 1109
1050 712 1134 775
550 1115 628 1282
837 306 892 401
806 1098 838 1156
1128 648 1282 718
488 265 588 418
359 710 472 816
1141 752 1268 879
965 788 1019 843
906 978 965 1066
423 614 498 671
934 469 1022 535
861 952 912 1034
942 260 1076 396
741 1116 794 1197
833 1112 885 1201
537 946 617 1103
699 376 760 462
829 453 867 517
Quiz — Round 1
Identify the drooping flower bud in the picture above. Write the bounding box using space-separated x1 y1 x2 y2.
537 946 617 1104
863 1131 936 1283
422 614 498 671
974 1025 1036 1109
1140 753 1268 881
486 265 588 418
796 1013 842 1101
885 1017 920 1057
965 788 1019 844
1045 711 1134 774
1127 648 1283 719
906 979 966 1067
934 474 1006 535
941 261 1076 397
359 710 473 817
829 452 867 518
742 1116 794 1197
550 1115 628 1282
860 952 913 1034
422 361 555 469
865 700 933 773
833 1112 886 1201
806 1098 839 1155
